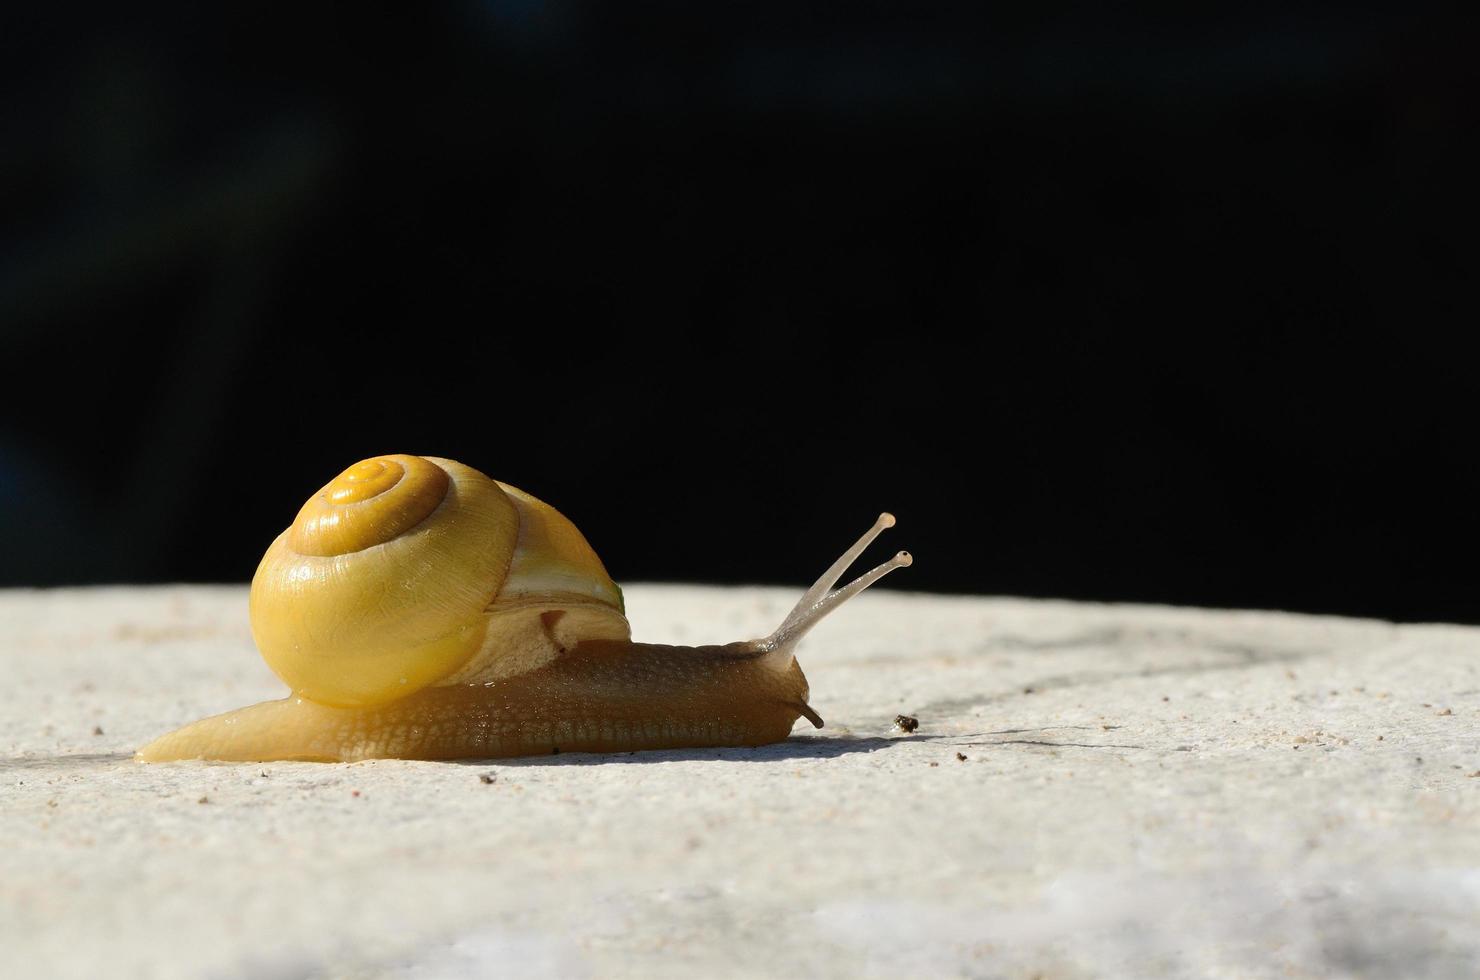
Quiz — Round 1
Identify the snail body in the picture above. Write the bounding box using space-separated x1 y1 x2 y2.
137 454 910 762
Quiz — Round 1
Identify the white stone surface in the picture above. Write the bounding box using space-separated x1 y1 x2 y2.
2 585 1478 979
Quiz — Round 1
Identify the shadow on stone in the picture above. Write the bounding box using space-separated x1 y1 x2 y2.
908 729 1147 750
451 734 901 767
0 751 135 772
913 635 1318 722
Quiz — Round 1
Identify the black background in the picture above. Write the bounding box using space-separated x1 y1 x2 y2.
1 4 1472 621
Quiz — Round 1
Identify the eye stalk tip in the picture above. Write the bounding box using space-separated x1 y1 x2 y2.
878 512 896 528
894 550 913 567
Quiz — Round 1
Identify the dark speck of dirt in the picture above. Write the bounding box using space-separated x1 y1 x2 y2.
956 752 968 762
1023 687 1035 695
351 790 361 798
92 726 104 736
197 796 209 805
893 715 919 734
929 762 939 767
479 773 496 785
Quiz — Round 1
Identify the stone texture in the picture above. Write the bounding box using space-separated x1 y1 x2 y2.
2 585 1478 979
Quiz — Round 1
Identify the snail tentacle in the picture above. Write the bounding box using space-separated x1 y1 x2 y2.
778 512 896 635
762 516 911 659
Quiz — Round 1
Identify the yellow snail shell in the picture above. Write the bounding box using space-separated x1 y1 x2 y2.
137 454 910 762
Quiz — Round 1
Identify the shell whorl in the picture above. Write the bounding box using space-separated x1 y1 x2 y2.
287 455 451 556
250 455 521 707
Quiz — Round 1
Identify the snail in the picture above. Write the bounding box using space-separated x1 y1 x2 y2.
136 454 911 762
